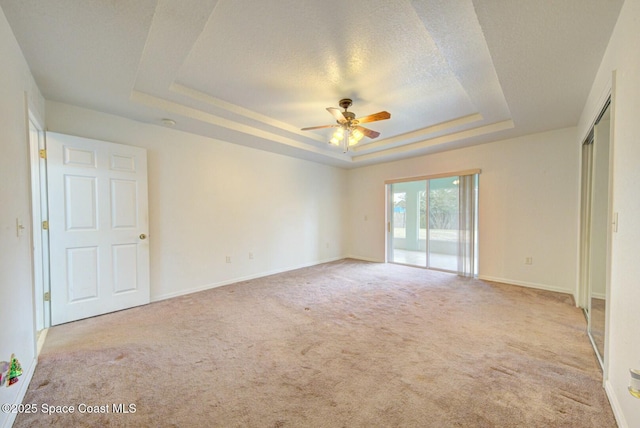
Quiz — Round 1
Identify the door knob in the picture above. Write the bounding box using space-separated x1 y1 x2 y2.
139 233 147 240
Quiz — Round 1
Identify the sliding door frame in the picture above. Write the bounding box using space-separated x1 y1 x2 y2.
385 169 481 186
385 169 481 274
577 89 613 375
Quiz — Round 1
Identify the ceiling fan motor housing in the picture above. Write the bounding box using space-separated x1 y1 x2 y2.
339 98 353 110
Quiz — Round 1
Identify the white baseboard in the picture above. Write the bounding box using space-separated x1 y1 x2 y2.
151 256 346 302
346 255 384 263
36 329 48 356
1 356 37 428
477 275 572 295
605 379 628 428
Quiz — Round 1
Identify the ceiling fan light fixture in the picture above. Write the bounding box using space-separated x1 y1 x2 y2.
330 127 344 146
330 125 365 150
347 127 365 147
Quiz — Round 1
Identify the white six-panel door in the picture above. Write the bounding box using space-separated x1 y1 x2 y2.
47 132 150 325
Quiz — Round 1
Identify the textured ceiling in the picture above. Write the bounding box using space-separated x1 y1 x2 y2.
0 0 624 167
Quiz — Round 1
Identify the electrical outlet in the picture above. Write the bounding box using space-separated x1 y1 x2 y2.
249 252 254 260
525 257 533 265
226 256 231 263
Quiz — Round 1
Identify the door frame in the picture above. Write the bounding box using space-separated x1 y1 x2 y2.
27 109 51 335
385 169 480 274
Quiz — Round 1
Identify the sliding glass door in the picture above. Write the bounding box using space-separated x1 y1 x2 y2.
390 180 427 266
388 172 478 276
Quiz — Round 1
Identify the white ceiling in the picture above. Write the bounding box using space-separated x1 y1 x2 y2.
1 0 623 168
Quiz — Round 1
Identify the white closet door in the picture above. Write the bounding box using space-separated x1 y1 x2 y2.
47 132 150 325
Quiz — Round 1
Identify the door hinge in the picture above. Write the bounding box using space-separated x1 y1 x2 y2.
44 292 50 302
39 149 46 159
388 222 391 233
42 220 49 230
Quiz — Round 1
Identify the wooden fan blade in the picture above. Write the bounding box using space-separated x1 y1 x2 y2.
301 124 338 131
356 111 391 124
356 126 380 139
327 107 348 124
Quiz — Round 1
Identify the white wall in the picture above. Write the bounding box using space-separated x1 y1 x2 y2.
347 127 580 294
578 0 640 426
0 7 45 428
45 102 348 301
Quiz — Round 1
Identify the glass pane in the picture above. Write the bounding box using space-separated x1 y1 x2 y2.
391 181 426 266
393 190 406 239
419 189 427 262
428 177 459 271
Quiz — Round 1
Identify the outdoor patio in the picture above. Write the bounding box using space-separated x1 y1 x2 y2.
391 248 457 271
391 228 458 271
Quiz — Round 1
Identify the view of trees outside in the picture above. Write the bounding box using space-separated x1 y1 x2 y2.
393 187 458 240
393 192 406 237
423 187 459 230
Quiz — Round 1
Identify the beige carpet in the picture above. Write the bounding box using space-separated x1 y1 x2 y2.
16 259 615 427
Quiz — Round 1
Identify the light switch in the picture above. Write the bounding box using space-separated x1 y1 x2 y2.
16 218 25 237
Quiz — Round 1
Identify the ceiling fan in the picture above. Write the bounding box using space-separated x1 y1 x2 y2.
301 98 391 152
